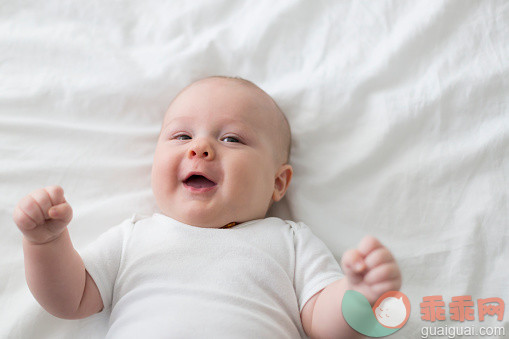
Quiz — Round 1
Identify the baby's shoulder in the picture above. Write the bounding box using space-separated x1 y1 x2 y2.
260 217 309 233
129 213 151 224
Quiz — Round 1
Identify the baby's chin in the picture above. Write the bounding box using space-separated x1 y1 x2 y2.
156 195 271 228
160 207 231 229
164 207 268 229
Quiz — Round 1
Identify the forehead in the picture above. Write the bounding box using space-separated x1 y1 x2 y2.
164 78 278 128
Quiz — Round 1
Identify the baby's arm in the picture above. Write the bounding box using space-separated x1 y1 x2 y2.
301 236 401 339
13 186 103 319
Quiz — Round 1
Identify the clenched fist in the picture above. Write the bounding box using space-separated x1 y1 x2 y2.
341 236 402 305
13 186 73 245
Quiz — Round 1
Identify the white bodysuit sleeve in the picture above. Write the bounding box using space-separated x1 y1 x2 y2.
290 221 344 312
79 218 134 312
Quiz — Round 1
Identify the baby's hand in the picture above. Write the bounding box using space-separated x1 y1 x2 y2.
341 236 401 305
13 186 73 245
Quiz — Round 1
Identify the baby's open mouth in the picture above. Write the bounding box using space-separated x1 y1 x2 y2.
183 175 217 189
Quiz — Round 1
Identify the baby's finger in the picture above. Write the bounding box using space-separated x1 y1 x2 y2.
341 249 367 276
364 247 395 269
16 194 46 226
48 202 73 223
12 205 37 231
363 262 400 285
29 188 54 220
44 185 66 206
357 235 384 257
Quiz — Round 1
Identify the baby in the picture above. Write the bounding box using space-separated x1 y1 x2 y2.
13 76 401 338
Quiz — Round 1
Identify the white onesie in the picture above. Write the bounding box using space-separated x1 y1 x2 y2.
81 213 343 338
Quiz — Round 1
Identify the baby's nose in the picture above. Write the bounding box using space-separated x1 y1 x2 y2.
188 140 215 160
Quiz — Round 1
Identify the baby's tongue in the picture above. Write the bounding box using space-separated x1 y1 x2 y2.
186 175 215 188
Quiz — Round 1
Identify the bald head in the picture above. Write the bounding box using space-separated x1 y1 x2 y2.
166 76 291 165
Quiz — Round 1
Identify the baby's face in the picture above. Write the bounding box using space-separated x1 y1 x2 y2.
151 78 292 228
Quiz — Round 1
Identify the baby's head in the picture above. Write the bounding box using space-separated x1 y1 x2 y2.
151 76 293 228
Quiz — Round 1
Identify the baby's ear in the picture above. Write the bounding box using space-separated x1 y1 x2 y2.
272 164 293 202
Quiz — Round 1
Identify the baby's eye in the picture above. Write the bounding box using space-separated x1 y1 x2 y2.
221 136 240 143
175 134 191 140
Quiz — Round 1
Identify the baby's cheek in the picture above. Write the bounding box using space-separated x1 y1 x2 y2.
153 156 178 192
226 166 262 206
227 167 252 198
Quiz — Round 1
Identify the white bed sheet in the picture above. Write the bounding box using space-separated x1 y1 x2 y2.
1 1 508 338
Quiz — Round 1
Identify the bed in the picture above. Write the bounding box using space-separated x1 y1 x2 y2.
1 0 507 338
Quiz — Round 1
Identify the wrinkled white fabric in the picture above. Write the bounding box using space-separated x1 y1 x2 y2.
1 1 508 338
